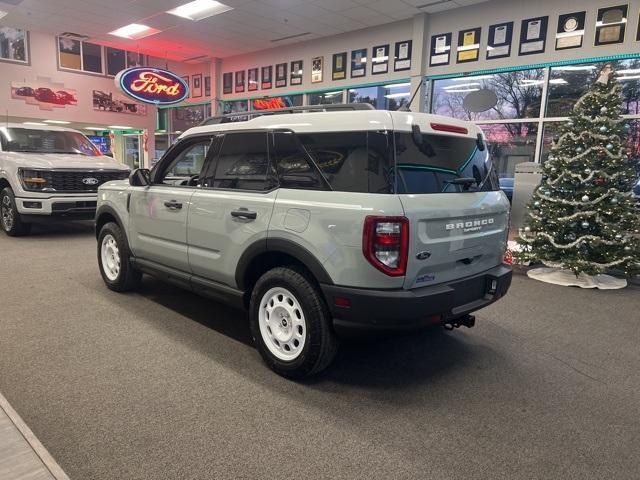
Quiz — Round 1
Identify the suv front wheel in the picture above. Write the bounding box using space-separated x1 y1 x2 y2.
97 222 142 292
249 266 338 379
1 187 31 236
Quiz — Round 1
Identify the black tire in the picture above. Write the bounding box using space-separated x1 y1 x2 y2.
249 266 338 379
0 187 31 236
97 222 142 292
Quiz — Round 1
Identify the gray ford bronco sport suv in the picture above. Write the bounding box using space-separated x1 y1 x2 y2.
95 104 512 378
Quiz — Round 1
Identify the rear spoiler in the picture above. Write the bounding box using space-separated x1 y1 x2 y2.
412 123 486 151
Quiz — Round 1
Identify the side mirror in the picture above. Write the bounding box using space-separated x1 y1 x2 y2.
129 168 150 187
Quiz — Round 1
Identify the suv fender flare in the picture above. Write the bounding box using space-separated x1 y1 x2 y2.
235 238 334 290
95 204 130 247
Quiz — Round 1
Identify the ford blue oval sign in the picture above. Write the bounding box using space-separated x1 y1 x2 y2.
115 67 189 105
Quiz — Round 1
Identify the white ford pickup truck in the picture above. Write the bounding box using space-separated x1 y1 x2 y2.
0 123 130 236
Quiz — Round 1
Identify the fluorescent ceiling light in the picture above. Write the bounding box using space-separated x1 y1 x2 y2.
84 126 105 130
44 120 71 124
0 10 8 20
457 44 479 52
109 24 160 40
554 65 596 71
618 69 640 75
108 125 133 129
385 93 410 98
619 75 640 81
444 82 480 89
23 122 47 126
384 82 411 88
549 79 568 85
444 88 480 93
167 0 233 21
321 91 342 97
452 75 493 81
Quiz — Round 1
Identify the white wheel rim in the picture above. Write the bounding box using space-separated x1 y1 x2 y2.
258 287 307 361
101 234 121 281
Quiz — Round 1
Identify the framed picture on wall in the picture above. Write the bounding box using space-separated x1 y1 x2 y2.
556 11 586 50
247 68 258 91
192 74 202 98
332 52 347 80
394 40 412 71
222 72 232 94
351 48 367 78
487 22 513 59
519 16 548 55
261 66 273 89
181 75 190 93
291 60 303 85
204 76 210 97
235 70 245 93
456 27 481 63
371 44 389 74
275 62 287 88
311 56 323 83
429 33 451 66
595 5 628 46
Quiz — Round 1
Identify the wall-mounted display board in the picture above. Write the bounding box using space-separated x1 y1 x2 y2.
595 5 628 46
247 68 258 91
351 48 367 78
332 52 347 80
234 70 245 93
371 44 389 74
11 77 77 111
275 63 287 88
192 74 203 97
204 76 210 97
222 72 232 94
291 60 303 85
394 40 412 71
457 27 481 63
261 66 272 89
311 56 323 83
181 75 190 93
429 33 451 66
556 11 586 50
519 16 548 55
486 22 513 59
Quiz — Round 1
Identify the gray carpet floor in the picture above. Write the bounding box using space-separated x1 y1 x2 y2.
1 221 639 480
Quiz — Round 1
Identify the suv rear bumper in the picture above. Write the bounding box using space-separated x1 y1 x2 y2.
321 264 512 334
16 194 98 218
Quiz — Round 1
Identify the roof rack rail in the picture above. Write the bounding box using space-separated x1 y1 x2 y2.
198 102 375 126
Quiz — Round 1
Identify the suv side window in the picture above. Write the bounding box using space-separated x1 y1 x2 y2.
209 132 276 191
297 131 393 193
158 137 213 185
270 132 325 190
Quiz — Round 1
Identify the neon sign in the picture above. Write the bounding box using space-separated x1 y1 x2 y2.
115 67 189 105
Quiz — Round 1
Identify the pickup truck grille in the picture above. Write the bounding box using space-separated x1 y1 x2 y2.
34 170 129 192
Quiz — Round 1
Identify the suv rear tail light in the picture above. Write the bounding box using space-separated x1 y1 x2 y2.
363 216 409 277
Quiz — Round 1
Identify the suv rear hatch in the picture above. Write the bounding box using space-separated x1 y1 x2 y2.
392 120 510 289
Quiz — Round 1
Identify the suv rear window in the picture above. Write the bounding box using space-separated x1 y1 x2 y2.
298 131 393 194
393 132 498 194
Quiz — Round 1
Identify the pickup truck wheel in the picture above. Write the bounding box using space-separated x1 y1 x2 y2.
250 266 338 379
1 187 31 236
98 222 142 292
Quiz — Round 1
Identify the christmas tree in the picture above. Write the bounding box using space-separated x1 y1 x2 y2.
517 64 640 278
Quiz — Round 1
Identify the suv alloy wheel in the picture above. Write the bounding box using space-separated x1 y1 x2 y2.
249 266 338 378
0 187 31 236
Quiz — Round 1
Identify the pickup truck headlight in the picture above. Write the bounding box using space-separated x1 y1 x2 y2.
18 169 53 191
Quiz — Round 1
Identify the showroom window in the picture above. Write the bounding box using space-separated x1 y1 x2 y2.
251 95 303 111
0 27 29 63
223 100 249 122
348 83 411 111
58 37 103 74
308 90 344 105
478 123 539 178
431 69 545 121
170 104 211 132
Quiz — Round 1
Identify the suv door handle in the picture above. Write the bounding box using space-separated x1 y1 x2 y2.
231 209 257 220
164 200 183 210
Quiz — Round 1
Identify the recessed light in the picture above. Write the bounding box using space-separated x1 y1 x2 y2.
109 24 160 40
384 82 411 88
23 122 47 126
84 126 106 130
108 125 133 129
44 120 71 124
167 0 233 21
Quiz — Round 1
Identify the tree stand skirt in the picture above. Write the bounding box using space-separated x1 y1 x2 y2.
527 267 627 289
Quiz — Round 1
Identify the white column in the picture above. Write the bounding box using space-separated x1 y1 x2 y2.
410 13 429 112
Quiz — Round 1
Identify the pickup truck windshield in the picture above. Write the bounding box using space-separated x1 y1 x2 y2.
0 127 100 157
393 132 499 194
